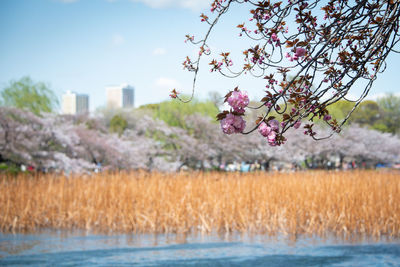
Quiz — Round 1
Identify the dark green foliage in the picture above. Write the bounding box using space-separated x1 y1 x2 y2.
350 100 381 127
328 94 400 135
109 114 128 136
0 162 21 175
376 93 400 134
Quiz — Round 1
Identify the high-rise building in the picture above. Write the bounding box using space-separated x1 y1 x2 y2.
62 91 89 115
106 84 134 109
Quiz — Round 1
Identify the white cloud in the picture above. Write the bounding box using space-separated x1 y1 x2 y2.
112 34 125 46
130 0 209 11
155 77 181 89
153 48 167 56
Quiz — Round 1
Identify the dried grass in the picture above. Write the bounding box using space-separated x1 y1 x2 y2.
1 170 399 238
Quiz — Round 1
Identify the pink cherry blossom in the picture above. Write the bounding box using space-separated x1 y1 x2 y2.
257 119 282 146
258 122 272 137
295 47 307 57
220 113 246 134
323 114 332 121
294 121 302 129
227 90 249 113
268 119 280 131
271 33 278 42
267 130 276 141
267 131 277 146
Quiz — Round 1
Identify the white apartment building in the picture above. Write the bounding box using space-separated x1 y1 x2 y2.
106 84 134 109
62 91 89 115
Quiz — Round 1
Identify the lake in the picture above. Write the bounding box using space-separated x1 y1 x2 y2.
1 231 399 266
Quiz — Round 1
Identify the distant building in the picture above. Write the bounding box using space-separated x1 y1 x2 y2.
106 84 134 109
62 91 89 115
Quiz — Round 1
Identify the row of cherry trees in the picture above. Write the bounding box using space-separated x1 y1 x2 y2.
0 107 399 173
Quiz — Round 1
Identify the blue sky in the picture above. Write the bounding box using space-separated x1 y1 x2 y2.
1 0 399 112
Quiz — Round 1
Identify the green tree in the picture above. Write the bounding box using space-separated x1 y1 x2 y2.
140 98 219 129
327 100 354 122
0 76 58 115
109 114 127 136
376 93 400 134
350 100 380 127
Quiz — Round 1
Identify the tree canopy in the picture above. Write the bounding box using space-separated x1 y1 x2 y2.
326 93 400 134
1 106 399 174
376 93 400 134
175 0 400 145
0 76 58 116
109 114 128 136
140 98 219 129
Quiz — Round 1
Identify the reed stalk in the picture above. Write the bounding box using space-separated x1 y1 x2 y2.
0 170 399 239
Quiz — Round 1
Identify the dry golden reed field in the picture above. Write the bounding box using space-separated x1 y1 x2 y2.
1 170 399 239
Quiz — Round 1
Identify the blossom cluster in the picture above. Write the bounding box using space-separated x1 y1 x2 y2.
218 89 249 134
269 33 281 47
220 113 246 134
258 120 280 146
227 90 249 113
285 47 307 62
210 0 227 12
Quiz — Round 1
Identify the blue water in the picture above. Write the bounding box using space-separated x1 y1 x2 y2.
0 231 399 266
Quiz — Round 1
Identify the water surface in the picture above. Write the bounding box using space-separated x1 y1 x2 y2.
1 231 399 266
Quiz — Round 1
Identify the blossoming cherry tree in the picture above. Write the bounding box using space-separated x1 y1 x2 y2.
173 0 400 146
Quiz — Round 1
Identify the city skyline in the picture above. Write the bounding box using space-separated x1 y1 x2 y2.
62 90 89 115
106 83 134 109
62 83 135 114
